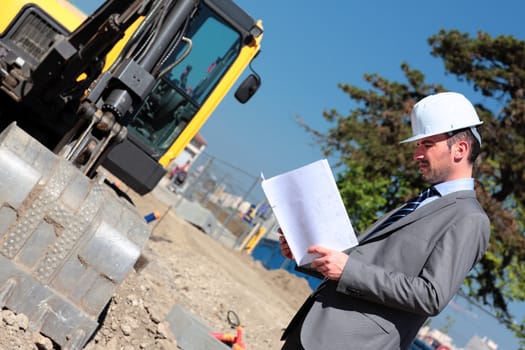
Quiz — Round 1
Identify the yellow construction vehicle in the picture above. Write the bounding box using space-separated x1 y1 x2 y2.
0 0 262 348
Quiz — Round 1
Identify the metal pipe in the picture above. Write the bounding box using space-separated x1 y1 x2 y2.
138 0 197 72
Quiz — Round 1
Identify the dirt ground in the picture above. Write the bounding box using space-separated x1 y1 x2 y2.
0 183 311 350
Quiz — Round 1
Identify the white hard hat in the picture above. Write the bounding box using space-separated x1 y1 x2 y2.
400 92 483 144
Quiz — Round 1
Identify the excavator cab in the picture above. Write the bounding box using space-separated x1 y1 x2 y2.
103 0 263 194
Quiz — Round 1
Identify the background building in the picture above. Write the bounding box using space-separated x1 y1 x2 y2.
168 133 207 171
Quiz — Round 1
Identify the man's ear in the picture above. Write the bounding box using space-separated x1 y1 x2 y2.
453 140 469 161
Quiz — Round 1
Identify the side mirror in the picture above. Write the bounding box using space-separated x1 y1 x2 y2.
234 74 261 104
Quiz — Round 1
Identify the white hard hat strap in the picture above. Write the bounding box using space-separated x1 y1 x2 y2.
470 127 482 146
446 126 482 146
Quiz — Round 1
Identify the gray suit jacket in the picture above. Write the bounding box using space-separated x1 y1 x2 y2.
282 190 490 350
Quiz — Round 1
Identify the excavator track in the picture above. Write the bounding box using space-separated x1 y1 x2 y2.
0 122 151 349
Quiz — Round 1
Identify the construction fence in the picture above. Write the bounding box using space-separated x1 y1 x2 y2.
155 152 279 253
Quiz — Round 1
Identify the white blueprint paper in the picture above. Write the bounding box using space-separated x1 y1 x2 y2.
261 159 357 266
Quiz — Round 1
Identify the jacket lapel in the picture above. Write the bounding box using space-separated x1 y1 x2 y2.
358 191 472 244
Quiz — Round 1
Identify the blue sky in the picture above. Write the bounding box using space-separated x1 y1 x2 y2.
70 1 525 348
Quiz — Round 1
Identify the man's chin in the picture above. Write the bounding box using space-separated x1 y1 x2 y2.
421 173 436 184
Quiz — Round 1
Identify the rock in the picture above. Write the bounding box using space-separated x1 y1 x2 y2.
156 321 171 340
147 306 164 324
121 323 133 336
2 309 16 326
14 313 29 330
32 332 54 350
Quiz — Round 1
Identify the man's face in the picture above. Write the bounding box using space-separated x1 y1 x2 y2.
413 134 453 184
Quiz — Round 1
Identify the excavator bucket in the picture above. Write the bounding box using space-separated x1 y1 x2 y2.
0 122 151 349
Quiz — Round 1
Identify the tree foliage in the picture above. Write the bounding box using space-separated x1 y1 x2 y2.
298 30 525 344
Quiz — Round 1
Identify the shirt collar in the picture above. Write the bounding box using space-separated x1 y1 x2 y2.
434 178 474 197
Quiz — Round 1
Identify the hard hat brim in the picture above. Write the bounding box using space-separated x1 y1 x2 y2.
399 134 429 144
399 121 483 144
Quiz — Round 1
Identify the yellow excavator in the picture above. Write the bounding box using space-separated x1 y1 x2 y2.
0 0 262 348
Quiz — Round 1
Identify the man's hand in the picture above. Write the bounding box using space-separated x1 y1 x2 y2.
308 246 349 280
278 228 294 260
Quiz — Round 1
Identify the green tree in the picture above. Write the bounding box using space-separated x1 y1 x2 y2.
298 30 525 344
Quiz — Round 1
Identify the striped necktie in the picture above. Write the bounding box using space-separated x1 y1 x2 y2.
371 186 440 234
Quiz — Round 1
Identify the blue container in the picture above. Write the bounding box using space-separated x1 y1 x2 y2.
251 238 322 290
144 211 160 223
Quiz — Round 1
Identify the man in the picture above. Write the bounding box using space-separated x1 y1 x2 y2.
279 92 491 350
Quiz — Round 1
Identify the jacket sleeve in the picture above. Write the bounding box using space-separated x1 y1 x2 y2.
335 212 490 316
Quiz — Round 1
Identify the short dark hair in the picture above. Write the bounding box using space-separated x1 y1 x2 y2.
446 128 481 164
